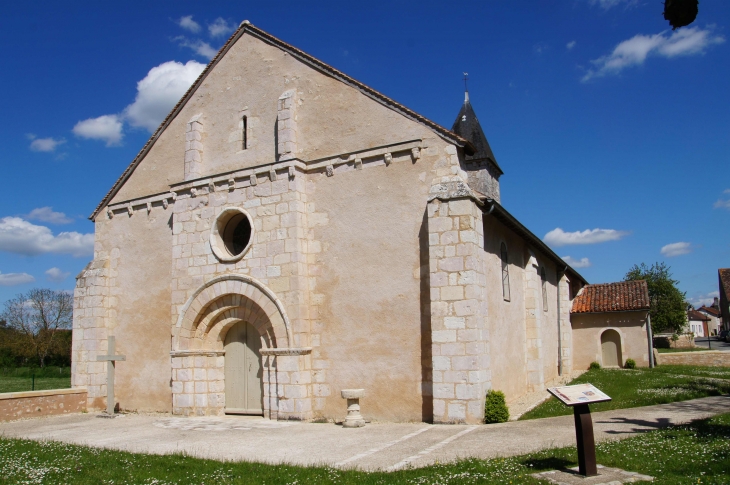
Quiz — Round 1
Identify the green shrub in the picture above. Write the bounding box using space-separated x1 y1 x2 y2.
484 390 509 424
625 359 636 369
589 361 601 370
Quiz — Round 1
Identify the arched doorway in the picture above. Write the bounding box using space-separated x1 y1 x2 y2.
224 321 263 415
601 330 622 367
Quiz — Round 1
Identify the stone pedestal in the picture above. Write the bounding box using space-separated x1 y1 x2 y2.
341 389 365 428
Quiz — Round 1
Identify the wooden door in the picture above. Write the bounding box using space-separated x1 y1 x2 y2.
224 321 263 414
600 330 622 367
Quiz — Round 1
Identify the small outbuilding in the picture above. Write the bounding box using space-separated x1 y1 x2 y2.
570 281 651 368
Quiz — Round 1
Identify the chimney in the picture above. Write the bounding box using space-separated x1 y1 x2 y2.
713 297 720 309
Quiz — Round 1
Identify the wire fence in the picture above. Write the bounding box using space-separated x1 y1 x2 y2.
0 366 71 393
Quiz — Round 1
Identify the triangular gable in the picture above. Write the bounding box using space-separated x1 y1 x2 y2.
90 21 475 220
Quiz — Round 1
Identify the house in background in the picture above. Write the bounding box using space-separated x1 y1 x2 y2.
687 309 710 338
570 281 651 368
720 269 730 333
696 299 721 336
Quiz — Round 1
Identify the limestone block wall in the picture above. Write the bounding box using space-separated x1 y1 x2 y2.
522 252 545 393
558 274 573 375
168 168 315 420
72 257 112 410
171 352 225 416
428 195 490 424
184 114 204 180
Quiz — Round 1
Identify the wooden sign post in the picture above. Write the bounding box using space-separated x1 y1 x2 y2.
547 384 611 477
97 336 126 415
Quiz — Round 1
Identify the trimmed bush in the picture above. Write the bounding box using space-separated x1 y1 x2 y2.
484 390 509 424
589 361 601 370
625 359 636 369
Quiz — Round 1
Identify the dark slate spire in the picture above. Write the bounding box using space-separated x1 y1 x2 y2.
451 90 503 175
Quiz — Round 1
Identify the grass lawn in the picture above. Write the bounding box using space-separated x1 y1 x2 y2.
0 367 70 394
1 413 729 484
520 365 730 420
657 347 711 353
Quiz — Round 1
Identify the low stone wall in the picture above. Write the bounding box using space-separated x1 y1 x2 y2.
656 351 730 367
0 388 87 422
653 334 695 349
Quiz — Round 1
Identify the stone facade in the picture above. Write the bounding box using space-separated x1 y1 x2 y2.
72 22 594 424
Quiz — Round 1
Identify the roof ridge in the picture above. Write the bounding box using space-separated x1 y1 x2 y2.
89 21 474 220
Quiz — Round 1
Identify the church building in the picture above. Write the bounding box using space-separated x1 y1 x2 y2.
72 21 649 424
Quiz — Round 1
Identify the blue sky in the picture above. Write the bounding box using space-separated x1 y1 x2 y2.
0 0 728 307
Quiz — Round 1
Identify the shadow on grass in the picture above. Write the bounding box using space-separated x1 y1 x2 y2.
521 456 574 471
597 416 672 434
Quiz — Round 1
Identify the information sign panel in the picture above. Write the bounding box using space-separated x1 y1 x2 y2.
547 384 611 407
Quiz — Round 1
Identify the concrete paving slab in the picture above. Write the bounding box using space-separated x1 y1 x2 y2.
0 395 727 471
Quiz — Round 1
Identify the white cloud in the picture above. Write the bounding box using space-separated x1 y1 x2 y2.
582 27 725 82
45 267 70 282
714 189 730 210
567 41 577 50
73 114 124 146
29 136 66 152
0 271 35 287
544 228 629 246
208 18 236 38
124 60 206 132
689 291 719 308
587 0 638 10
660 241 692 257
177 15 201 33
174 37 218 60
562 256 591 268
0 217 94 257
27 207 73 225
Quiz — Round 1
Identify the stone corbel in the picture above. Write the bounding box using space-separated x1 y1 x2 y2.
269 168 277 182
384 153 393 166
326 164 334 177
146 202 152 214
228 178 235 191
163 198 169 209
190 188 198 198
127 203 134 217
411 147 421 162
208 181 215 193
107 208 114 219
288 166 296 179
354 158 363 170
250 174 257 186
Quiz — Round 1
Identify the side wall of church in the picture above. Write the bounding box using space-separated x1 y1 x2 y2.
73 208 173 412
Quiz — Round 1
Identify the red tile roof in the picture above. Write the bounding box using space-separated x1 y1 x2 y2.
571 280 650 314
688 310 710 322
698 306 720 317
720 269 730 298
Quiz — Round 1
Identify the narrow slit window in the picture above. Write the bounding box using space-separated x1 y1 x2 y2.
242 115 248 150
500 242 510 301
541 267 548 311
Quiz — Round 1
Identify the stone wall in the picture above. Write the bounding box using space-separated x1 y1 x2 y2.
656 350 730 367
0 388 87 422
428 193 490 424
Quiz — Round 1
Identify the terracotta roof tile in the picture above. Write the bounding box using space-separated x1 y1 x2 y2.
688 309 710 322
698 306 720 317
571 280 650 314
720 268 730 298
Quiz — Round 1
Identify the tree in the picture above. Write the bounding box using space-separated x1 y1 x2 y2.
624 262 687 334
0 289 73 367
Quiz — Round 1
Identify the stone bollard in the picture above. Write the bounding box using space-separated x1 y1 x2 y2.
341 389 365 428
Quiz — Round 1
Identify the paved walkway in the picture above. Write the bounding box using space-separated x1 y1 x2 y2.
1 396 728 471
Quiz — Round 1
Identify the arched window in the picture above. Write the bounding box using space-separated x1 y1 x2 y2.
242 115 248 150
500 242 510 301
540 267 548 312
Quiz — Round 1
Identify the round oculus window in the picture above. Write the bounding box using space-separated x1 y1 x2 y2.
210 208 254 262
